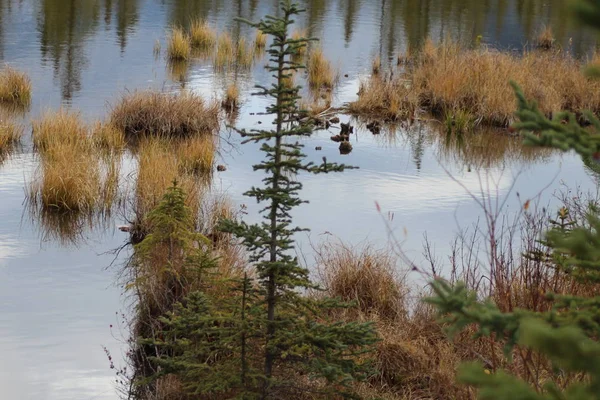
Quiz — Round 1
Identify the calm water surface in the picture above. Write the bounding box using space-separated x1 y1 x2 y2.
0 1 598 399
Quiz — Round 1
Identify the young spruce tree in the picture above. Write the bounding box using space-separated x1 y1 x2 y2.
427 1 600 398
221 1 377 398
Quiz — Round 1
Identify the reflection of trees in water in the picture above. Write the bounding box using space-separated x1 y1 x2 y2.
38 0 139 101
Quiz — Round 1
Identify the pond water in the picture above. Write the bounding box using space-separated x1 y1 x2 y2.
0 0 598 399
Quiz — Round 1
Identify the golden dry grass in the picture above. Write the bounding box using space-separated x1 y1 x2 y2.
189 18 216 50
291 29 308 58
92 122 125 152
372 56 381 75
30 110 121 213
351 40 600 126
135 138 202 218
537 25 555 50
316 242 472 399
214 32 235 70
110 90 219 139
307 47 335 91
0 66 31 107
32 109 88 152
236 37 254 69
0 112 21 153
167 26 191 61
221 83 239 111
177 135 216 174
31 138 100 212
254 30 267 50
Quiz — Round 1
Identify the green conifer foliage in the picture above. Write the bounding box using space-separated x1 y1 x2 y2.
427 1 600 398
220 1 377 398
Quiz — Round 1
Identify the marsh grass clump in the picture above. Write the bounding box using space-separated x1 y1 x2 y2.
32 139 100 212
351 40 600 126
110 91 219 139
307 47 335 91
536 25 555 50
214 32 235 70
236 37 254 69
177 135 216 175
348 75 417 121
221 83 239 112
291 29 308 58
0 113 22 154
32 109 88 152
135 138 201 219
444 108 475 135
92 122 125 152
372 56 381 75
318 243 406 320
254 29 267 50
167 26 191 61
189 18 216 50
0 67 31 107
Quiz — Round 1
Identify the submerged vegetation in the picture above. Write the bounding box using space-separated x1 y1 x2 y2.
0 66 31 107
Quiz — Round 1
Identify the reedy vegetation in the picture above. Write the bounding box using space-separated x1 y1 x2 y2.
0 66 31 107
351 40 600 128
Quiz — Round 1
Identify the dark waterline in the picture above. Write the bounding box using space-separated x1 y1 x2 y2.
0 1 598 399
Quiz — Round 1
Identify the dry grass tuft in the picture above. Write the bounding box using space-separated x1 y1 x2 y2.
291 29 308 58
92 122 125 152
32 139 100 212
167 26 191 61
254 30 267 50
537 25 555 50
372 56 381 75
236 37 254 69
307 47 335 91
32 109 88 152
221 83 240 111
0 112 22 153
214 32 235 70
178 135 216 175
135 138 201 219
0 66 31 107
110 90 219 139
318 242 406 321
351 40 600 127
348 76 417 121
190 18 216 50
29 109 120 213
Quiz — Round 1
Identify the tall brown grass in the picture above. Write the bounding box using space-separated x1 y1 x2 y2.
110 90 219 139
351 40 600 127
254 30 267 50
32 109 88 152
0 66 31 107
167 27 191 61
30 110 120 213
214 32 235 70
92 122 125 152
236 37 254 69
307 47 335 91
0 112 21 153
221 83 240 111
537 25 555 50
189 18 216 50
177 135 216 174
291 29 308 58
135 138 202 219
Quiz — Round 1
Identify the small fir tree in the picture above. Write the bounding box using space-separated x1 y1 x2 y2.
220 1 378 398
427 1 600 398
